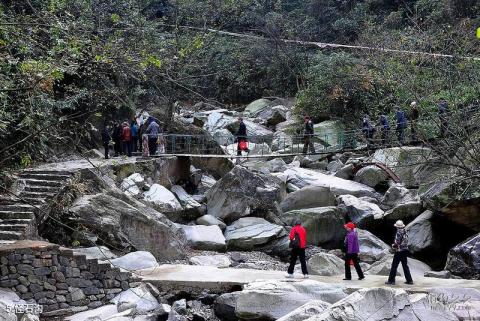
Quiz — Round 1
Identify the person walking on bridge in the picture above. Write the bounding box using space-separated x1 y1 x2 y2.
286 219 308 279
303 116 315 154
438 99 449 138
379 114 390 145
395 107 408 145
112 122 123 157
146 119 160 156
343 222 364 281
101 122 111 159
362 115 375 147
409 101 419 143
236 117 250 156
385 220 414 285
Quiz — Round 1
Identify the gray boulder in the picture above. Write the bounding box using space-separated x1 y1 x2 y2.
281 186 335 212
381 201 423 221
277 300 331 321
282 207 344 248
307 253 344 276
224 217 286 251
195 215 226 230
365 254 431 278
356 228 390 263
337 194 384 227
72 246 117 261
214 292 240 321
111 283 160 314
405 210 435 253
244 98 273 116
381 183 418 208
143 184 182 213
326 160 344 173
69 193 187 260
334 164 354 180
0 289 29 321
171 185 206 220
180 225 226 251
234 280 348 320
206 166 286 223
445 233 480 279
110 251 159 271
354 165 389 188
257 105 287 126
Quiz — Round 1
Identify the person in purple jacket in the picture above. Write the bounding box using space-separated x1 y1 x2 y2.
343 222 365 281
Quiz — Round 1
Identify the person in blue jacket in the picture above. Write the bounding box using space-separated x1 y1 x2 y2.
395 107 407 145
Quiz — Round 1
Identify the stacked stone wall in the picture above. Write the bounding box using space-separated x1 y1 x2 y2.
0 241 140 316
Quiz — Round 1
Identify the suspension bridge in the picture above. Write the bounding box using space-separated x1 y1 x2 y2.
140 104 478 159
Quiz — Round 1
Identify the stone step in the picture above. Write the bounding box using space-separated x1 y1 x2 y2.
24 186 61 193
22 179 64 187
0 231 23 240
22 170 72 176
0 240 16 245
19 173 71 181
0 218 32 224
0 211 35 219
19 191 57 199
0 224 29 231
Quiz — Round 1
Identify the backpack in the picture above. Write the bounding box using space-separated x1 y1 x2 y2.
289 231 301 249
238 140 248 151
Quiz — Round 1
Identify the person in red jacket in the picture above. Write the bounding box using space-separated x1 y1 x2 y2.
121 121 132 157
286 219 308 278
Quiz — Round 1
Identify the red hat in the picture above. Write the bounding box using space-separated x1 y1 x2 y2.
344 222 356 229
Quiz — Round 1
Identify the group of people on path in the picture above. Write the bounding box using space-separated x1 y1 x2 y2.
362 99 449 146
101 116 163 159
287 219 413 285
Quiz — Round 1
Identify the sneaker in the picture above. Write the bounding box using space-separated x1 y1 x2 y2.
404 281 414 285
343 278 351 281
285 274 294 279
358 277 365 280
302 274 309 279
385 281 395 285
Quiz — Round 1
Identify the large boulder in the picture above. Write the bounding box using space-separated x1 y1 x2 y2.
212 128 235 145
226 119 274 144
0 289 30 321
111 283 160 314
257 105 288 126
381 183 418 208
110 251 159 271
354 165 389 188
280 186 335 212
179 224 226 251
314 120 344 149
206 166 285 223
405 210 436 254
334 164 354 180
445 233 480 279
120 173 145 196
224 217 286 251
381 201 423 221
282 207 345 248
307 253 344 276
171 185 205 219
277 300 331 321
72 246 117 261
195 215 226 230
274 167 379 199
306 287 462 321
337 195 384 228
233 280 348 320
370 147 432 188
356 229 390 263
214 292 241 321
69 193 187 260
244 98 273 116
143 184 182 213
365 254 431 278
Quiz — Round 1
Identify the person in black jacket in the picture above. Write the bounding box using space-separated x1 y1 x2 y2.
101 122 111 159
303 116 315 154
112 122 123 157
236 117 249 156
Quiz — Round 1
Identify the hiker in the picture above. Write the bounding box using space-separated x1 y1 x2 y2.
343 222 365 281
303 116 315 154
438 99 449 138
395 107 407 145
112 122 123 157
236 117 249 156
379 114 390 145
362 115 375 147
409 101 419 142
101 123 111 159
131 120 138 152
146 118 160 156
286 219 308 279
385 220 414 285
121 121 132 157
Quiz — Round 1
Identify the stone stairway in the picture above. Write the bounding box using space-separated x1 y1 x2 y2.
0 169 73 244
